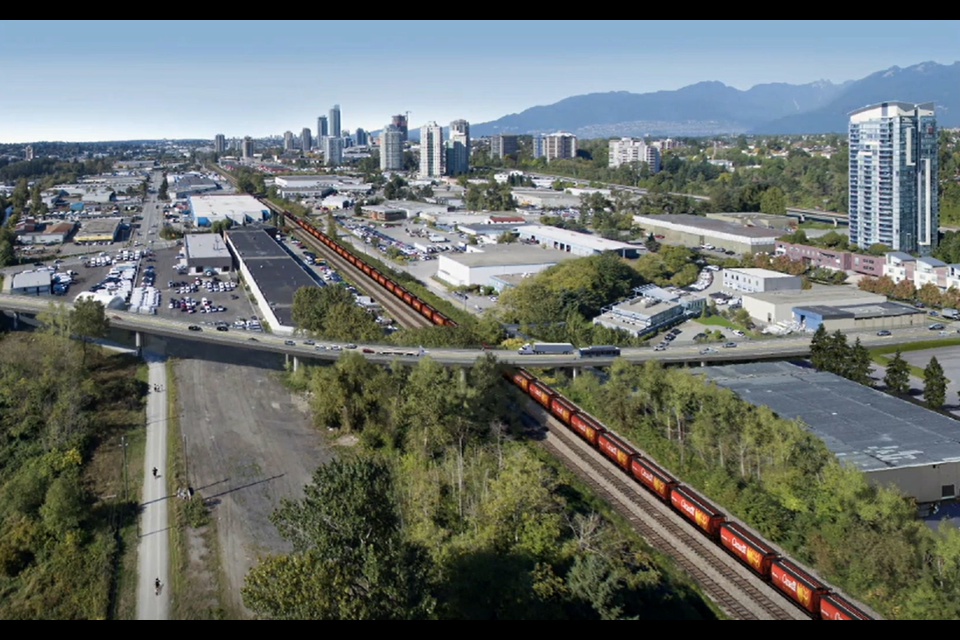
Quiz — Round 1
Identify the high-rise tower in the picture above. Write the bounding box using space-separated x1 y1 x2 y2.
419 122 443 179
329 105 341 138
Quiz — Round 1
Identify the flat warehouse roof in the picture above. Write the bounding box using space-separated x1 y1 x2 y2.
517 225 636 251
184 233 231 261
634 214 783 240
189 194 267 217
744 287 885 307
700 362 960 472
77 218 121 236
442 246 577 268
727 268 799 279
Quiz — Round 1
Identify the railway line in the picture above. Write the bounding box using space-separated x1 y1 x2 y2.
522 400 807 621
287 224 433 330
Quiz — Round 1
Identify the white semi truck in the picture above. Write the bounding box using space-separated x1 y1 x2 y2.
517 342 576 355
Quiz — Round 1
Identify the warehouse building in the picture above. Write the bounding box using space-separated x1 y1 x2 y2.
169 175 220 200
511 188 581 209
436 245 576 288
701 362 960 505
516 225 641 258
74 217 122 244
183 233 233 275
742 287 886 326
792 301 927 332
225 228 319 335
189 194 270 227
722 268 803 294
10 270 52 295
633 214 783 255
593 284 705 336
360 205 405 222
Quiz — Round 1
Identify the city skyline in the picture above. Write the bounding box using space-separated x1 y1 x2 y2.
1 20 959 143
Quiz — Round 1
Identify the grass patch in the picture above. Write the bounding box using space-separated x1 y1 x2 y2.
797 221 840 230
870 339 960 381
165 359 228 620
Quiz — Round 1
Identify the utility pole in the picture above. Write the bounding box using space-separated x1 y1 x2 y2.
183 434 189 490
120 435 129 502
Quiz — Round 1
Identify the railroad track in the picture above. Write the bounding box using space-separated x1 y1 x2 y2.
522 401 807 621
288 225 433 330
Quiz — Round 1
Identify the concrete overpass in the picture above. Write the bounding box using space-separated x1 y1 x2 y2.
3 293 954 372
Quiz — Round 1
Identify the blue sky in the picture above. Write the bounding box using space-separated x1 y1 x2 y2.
1 20 958 143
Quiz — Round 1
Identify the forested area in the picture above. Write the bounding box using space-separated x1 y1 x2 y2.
0 305 145 619
241 354 714 620
558 360 960 620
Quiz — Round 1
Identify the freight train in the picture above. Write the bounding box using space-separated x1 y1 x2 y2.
283 211 459 328
505 367 873 621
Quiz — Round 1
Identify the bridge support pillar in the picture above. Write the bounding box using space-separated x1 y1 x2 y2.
12 312 18 330
571 367 579 380
135 331 143 357
460 368 467 384
292 356 299 373
833 218 838 227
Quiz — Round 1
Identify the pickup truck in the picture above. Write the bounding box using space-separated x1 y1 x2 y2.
517 342 575 355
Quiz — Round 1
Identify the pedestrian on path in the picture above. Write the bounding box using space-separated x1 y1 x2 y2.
152 467 158 479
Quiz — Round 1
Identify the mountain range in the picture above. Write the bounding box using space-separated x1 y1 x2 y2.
467 61 960 138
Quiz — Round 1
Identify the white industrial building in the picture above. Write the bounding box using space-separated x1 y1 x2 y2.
742 287 886 326
722 268 803 294
183 233 233 274
436 245 576 288
511 188 581 209
593 284 705 336
188 194 269 227
516 225 642 258
608 138 661 172
633 214 783 255
10 270 52 295
322 195 352 210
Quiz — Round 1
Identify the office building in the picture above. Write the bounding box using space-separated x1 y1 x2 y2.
380 124 404 171
329 104 341 138
543 132 578 161
301 127 312 154
446 119 470 176
214 134 226 154
241 136 254 159
491 134 519 159
317 115 328 138
283 131 294 151
848 102 939 255
532 134 544 159
392 114 409 142
420 121 443 179
355 128 368 146
608 138 661 172
323 136 343 167
24 145 35 161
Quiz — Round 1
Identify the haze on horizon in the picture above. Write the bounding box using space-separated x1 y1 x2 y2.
1 19 959 143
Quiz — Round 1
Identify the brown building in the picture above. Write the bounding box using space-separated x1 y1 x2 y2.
774 241 884 277
360 205 405 222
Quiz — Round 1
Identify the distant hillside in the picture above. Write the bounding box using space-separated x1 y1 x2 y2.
467 61 959 138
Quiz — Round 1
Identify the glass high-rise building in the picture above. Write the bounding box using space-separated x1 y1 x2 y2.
848 102 938 255
329 105 341 138
317 115 328 138
420 122 443 179
446 119 470 176
380 125 403 171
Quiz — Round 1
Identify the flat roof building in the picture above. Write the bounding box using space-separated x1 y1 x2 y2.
741 286 886 326
516 225 641 258
792 301 927 332
225 228 320 335
634 214 783 255
75 217 122 244
593 284 705 336
189 194 269 227
511 188 581 210
722 267 803 294
436 245 576 288
701 362 960 504
11 270 52 296
183 233 233 275
360 205 405 222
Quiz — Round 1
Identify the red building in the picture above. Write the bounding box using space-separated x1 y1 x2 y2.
774 241 884 277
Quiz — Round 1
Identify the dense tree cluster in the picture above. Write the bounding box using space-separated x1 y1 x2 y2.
938 131 960 225
633 245 701 288
464 180 516 211
292 286 385 343
231 166 266 196
809 326 872 384
242 354 712 620
0 316 144 619
0 156 113 186
562 359 960 619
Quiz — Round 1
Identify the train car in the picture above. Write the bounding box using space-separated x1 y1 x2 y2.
361 264 373 277
629 457 678 502
402 291 414 305
510 369 536 393
549 396 578 424
819 594 872 620
421 303 436 321
597 432 638 472
670 487 725 537
528 381 554 409
569 412 604 446
719 522 779 578
770 558 830 616
411 298 424 313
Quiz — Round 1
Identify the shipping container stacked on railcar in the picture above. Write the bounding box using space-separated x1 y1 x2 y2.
284 211 458 328
504 366 874 620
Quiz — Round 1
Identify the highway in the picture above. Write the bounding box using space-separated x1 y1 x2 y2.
2 292 954 368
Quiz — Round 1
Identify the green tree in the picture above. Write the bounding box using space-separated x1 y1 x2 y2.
242 457 434 620
497 231 518 244
848 338 872 386
759 186 786 215
327 211 338 237
809 324 829 370
924 357 947 410
867 243 891 257
884 349 910 396
11 177 29 215
70 298 110 367
158 176 169 200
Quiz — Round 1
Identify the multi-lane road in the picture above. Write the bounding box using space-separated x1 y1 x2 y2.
2 292 954 368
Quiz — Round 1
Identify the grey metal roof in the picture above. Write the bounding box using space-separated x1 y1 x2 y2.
793 301 923 320
699 362 960 473
184 233 231 261
918 257 947 267
887 251 915 261
12 270 52 289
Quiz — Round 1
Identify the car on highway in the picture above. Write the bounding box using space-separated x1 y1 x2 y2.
654 345 666 352
188 325 202 332
362 348 375 354
216 325 228 332
303 340 315 346
732 330 745 337
700 347 716 355
876 330 892 336
723 342 737 348
344 344 357 350
929 323 946 331
284 340 296 346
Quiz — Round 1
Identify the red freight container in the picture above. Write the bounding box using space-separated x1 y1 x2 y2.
549 396 577 424
719 522 778 578
670 487 725 537
511 370 535 392
597 433 636 471
820 594 871 620
630 457 678 501
569 413 603 445
770 559 829 615
411 299 423 312
529 382 554 408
